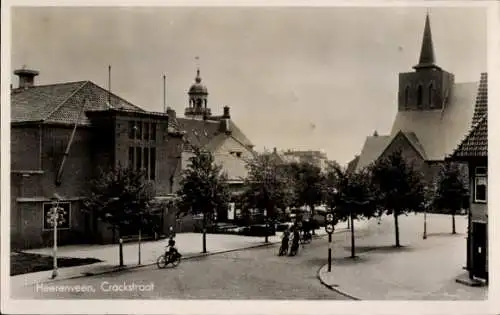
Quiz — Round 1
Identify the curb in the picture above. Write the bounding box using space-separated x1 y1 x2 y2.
316 265 360 301
15 229 347 287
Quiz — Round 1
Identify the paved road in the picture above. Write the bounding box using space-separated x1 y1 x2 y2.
14 225 378 300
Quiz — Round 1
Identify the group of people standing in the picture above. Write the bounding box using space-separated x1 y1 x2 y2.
278 221 312 257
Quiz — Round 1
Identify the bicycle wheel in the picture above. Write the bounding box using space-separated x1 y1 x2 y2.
156 254 167 269
170 255 181 267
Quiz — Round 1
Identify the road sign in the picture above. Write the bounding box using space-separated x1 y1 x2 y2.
325 224 334 234
326 213 334 223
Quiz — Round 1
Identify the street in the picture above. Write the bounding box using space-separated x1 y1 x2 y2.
14 226 376 300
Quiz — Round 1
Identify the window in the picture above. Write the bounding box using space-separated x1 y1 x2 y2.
417 85 423 107
128 121 135 139
151 123 156 141
404 86 410 106
129 146 156 180
150 147 156 180
143 147 149 177
137 121 143 140
136 147 142 171
128 147 134 169
144 122 150 140
428 83 434 107
474 166 487 203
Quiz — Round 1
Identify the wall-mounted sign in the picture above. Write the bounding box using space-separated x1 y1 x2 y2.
43 202 71 230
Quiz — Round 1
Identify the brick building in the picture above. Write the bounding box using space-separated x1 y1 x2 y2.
10 67 254 249
354 14 482 188
451 74 488 281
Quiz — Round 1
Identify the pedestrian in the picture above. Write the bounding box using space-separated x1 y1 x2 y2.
289 226 300 256
279 228 290 256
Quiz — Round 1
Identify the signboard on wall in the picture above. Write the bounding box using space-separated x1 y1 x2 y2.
43 202 71 230
227 202 235 220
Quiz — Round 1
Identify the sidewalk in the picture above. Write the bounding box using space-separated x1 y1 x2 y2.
11 221 349 291
318 213 488 300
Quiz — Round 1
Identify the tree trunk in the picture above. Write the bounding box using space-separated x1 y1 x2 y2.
394 211 400 247
264 208 269 243
350 211 356 258
202 214 207 253
310 204 316 235
452 213 456 234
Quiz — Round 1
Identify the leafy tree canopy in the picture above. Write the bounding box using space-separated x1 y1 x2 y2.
176 147 231 220
82 166 155 231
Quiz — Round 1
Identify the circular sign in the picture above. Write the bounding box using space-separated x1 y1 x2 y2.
326 213 334 222
325 224 334 234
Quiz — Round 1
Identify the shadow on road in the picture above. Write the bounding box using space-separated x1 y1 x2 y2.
347 245 415 254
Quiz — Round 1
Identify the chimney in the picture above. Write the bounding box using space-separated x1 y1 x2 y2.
373 130 379 137
166 106 176 120
222 106 231 119
14 68 39 89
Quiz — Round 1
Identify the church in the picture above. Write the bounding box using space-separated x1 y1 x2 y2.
353 13 484 188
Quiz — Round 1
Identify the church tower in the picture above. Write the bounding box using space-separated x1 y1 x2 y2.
185 68 211 119
398 13 455 111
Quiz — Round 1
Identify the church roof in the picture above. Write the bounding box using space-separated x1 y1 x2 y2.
355 80 478 171
11 81 144 125
389 81 478 161
355 135 392 171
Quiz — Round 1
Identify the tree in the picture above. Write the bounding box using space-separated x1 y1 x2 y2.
243 151 294 243
433 161 469 234
288 161 325 234
325 164 376 257
177 147 231 253
370 151 426 247
83 166 155 264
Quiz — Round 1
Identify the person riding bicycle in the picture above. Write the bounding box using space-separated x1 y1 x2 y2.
165 237 180 261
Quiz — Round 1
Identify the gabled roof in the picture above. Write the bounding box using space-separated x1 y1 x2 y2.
346 155 359 174
401 131 427 160
452 114 487 158
355 135 391 171
471 73 487 127
390 81 478 161
11 81 144 125
175 116 254 153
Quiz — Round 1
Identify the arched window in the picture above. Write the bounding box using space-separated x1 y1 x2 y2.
404 86 410 106
196 98 202 108
428 83 434 107
417 85 423 107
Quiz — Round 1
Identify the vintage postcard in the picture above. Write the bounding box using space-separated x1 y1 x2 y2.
1 0 498 314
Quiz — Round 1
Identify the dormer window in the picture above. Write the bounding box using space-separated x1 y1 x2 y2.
417 84 423 107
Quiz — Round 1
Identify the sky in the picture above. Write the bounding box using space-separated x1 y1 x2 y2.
11 6 486 165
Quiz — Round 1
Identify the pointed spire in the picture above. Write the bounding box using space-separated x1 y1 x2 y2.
195 68 201 83
413 12 440 70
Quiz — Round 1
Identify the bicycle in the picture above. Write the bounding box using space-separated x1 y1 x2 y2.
157 251 181 269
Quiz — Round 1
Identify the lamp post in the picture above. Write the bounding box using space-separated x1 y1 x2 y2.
50 193 62 279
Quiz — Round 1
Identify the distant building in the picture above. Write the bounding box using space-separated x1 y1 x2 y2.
281 149 328 171
451 74 488 282
10 67 254 249
354 13 483 188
